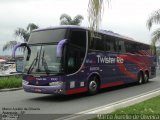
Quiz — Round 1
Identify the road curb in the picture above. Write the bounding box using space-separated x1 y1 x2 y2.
55 88 160 120
0 87 23 92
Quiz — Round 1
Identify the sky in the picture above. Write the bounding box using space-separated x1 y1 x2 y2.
0 0 160 55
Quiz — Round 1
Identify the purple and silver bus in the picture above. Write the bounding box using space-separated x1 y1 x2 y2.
13 25 156 95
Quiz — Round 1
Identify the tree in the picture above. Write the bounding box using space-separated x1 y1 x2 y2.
3 41 19 51
147 9 160 53
60 14 84 25
88 0 104 32
15 23 39 42
3 23 38 51
88 0 110 32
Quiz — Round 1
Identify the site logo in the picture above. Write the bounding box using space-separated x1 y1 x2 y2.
97 55 124 64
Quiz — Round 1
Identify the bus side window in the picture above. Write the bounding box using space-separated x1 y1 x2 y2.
110 40 116 52
125 41 132 53
103 35 115 52
89 33 104 51
118 40 125 53
135 43 140 54
67 30 86 74
104 40 111 51
70 30 86 48
113 39 121 53
95 38 104 51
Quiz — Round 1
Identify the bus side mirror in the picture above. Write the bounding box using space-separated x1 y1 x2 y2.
12 43 31 73
56 39 68 57
12 43 31 60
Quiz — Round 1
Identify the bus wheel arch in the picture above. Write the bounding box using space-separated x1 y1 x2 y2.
87 73 101 95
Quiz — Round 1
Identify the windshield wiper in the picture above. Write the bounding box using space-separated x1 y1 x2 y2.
27 51 39 74
41 51 50 75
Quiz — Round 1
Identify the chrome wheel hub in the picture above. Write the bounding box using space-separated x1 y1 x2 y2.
89 81 97 92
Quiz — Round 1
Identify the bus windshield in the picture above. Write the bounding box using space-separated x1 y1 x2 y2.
23 29 68 74
24 44 62 74
22 28 87 75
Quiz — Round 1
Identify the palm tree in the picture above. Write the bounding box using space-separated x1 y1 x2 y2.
147 9 160 54
88 0 110 32
3 41 20 51
147 9 160 30
3 23 39 51
88 0 104 32
60 14 84 26
15 23 39 42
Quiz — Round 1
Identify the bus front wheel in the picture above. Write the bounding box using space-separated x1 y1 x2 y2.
88 76 99 95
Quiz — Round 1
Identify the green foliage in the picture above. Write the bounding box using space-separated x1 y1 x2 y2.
157 47 160 56
2 41 19 51
15 23 39 42
147 9 160 53
112 96 160 114
92 96 160 120
27 23 39 33
147 9 160 30
0 76 22 89
60 14 84 25
88 0 110 45
88 0 105 32
14 28 30 42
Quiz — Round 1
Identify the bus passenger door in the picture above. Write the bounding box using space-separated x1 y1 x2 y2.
65 29 87 90
66 29 86 74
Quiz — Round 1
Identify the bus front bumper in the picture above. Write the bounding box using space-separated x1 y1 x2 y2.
23 84 65 95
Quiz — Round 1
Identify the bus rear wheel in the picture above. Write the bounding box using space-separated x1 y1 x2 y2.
143 73 149 83
88 76 99 95
137 72 143 84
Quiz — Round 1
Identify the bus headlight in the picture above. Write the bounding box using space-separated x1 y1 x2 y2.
49 81 64 86
23 80 29 85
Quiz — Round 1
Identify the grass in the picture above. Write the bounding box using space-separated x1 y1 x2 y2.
112 96 160 114
93 96 160 120
0 76 22 89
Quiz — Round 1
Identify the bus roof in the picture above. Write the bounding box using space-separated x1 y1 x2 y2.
33 25 86 32
33 25 149 46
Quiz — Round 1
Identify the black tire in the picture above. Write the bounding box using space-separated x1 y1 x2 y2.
143 73 149 83
88 76 99 95
137 72 143 84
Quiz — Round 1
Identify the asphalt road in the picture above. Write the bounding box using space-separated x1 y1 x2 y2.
0 70 160 119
